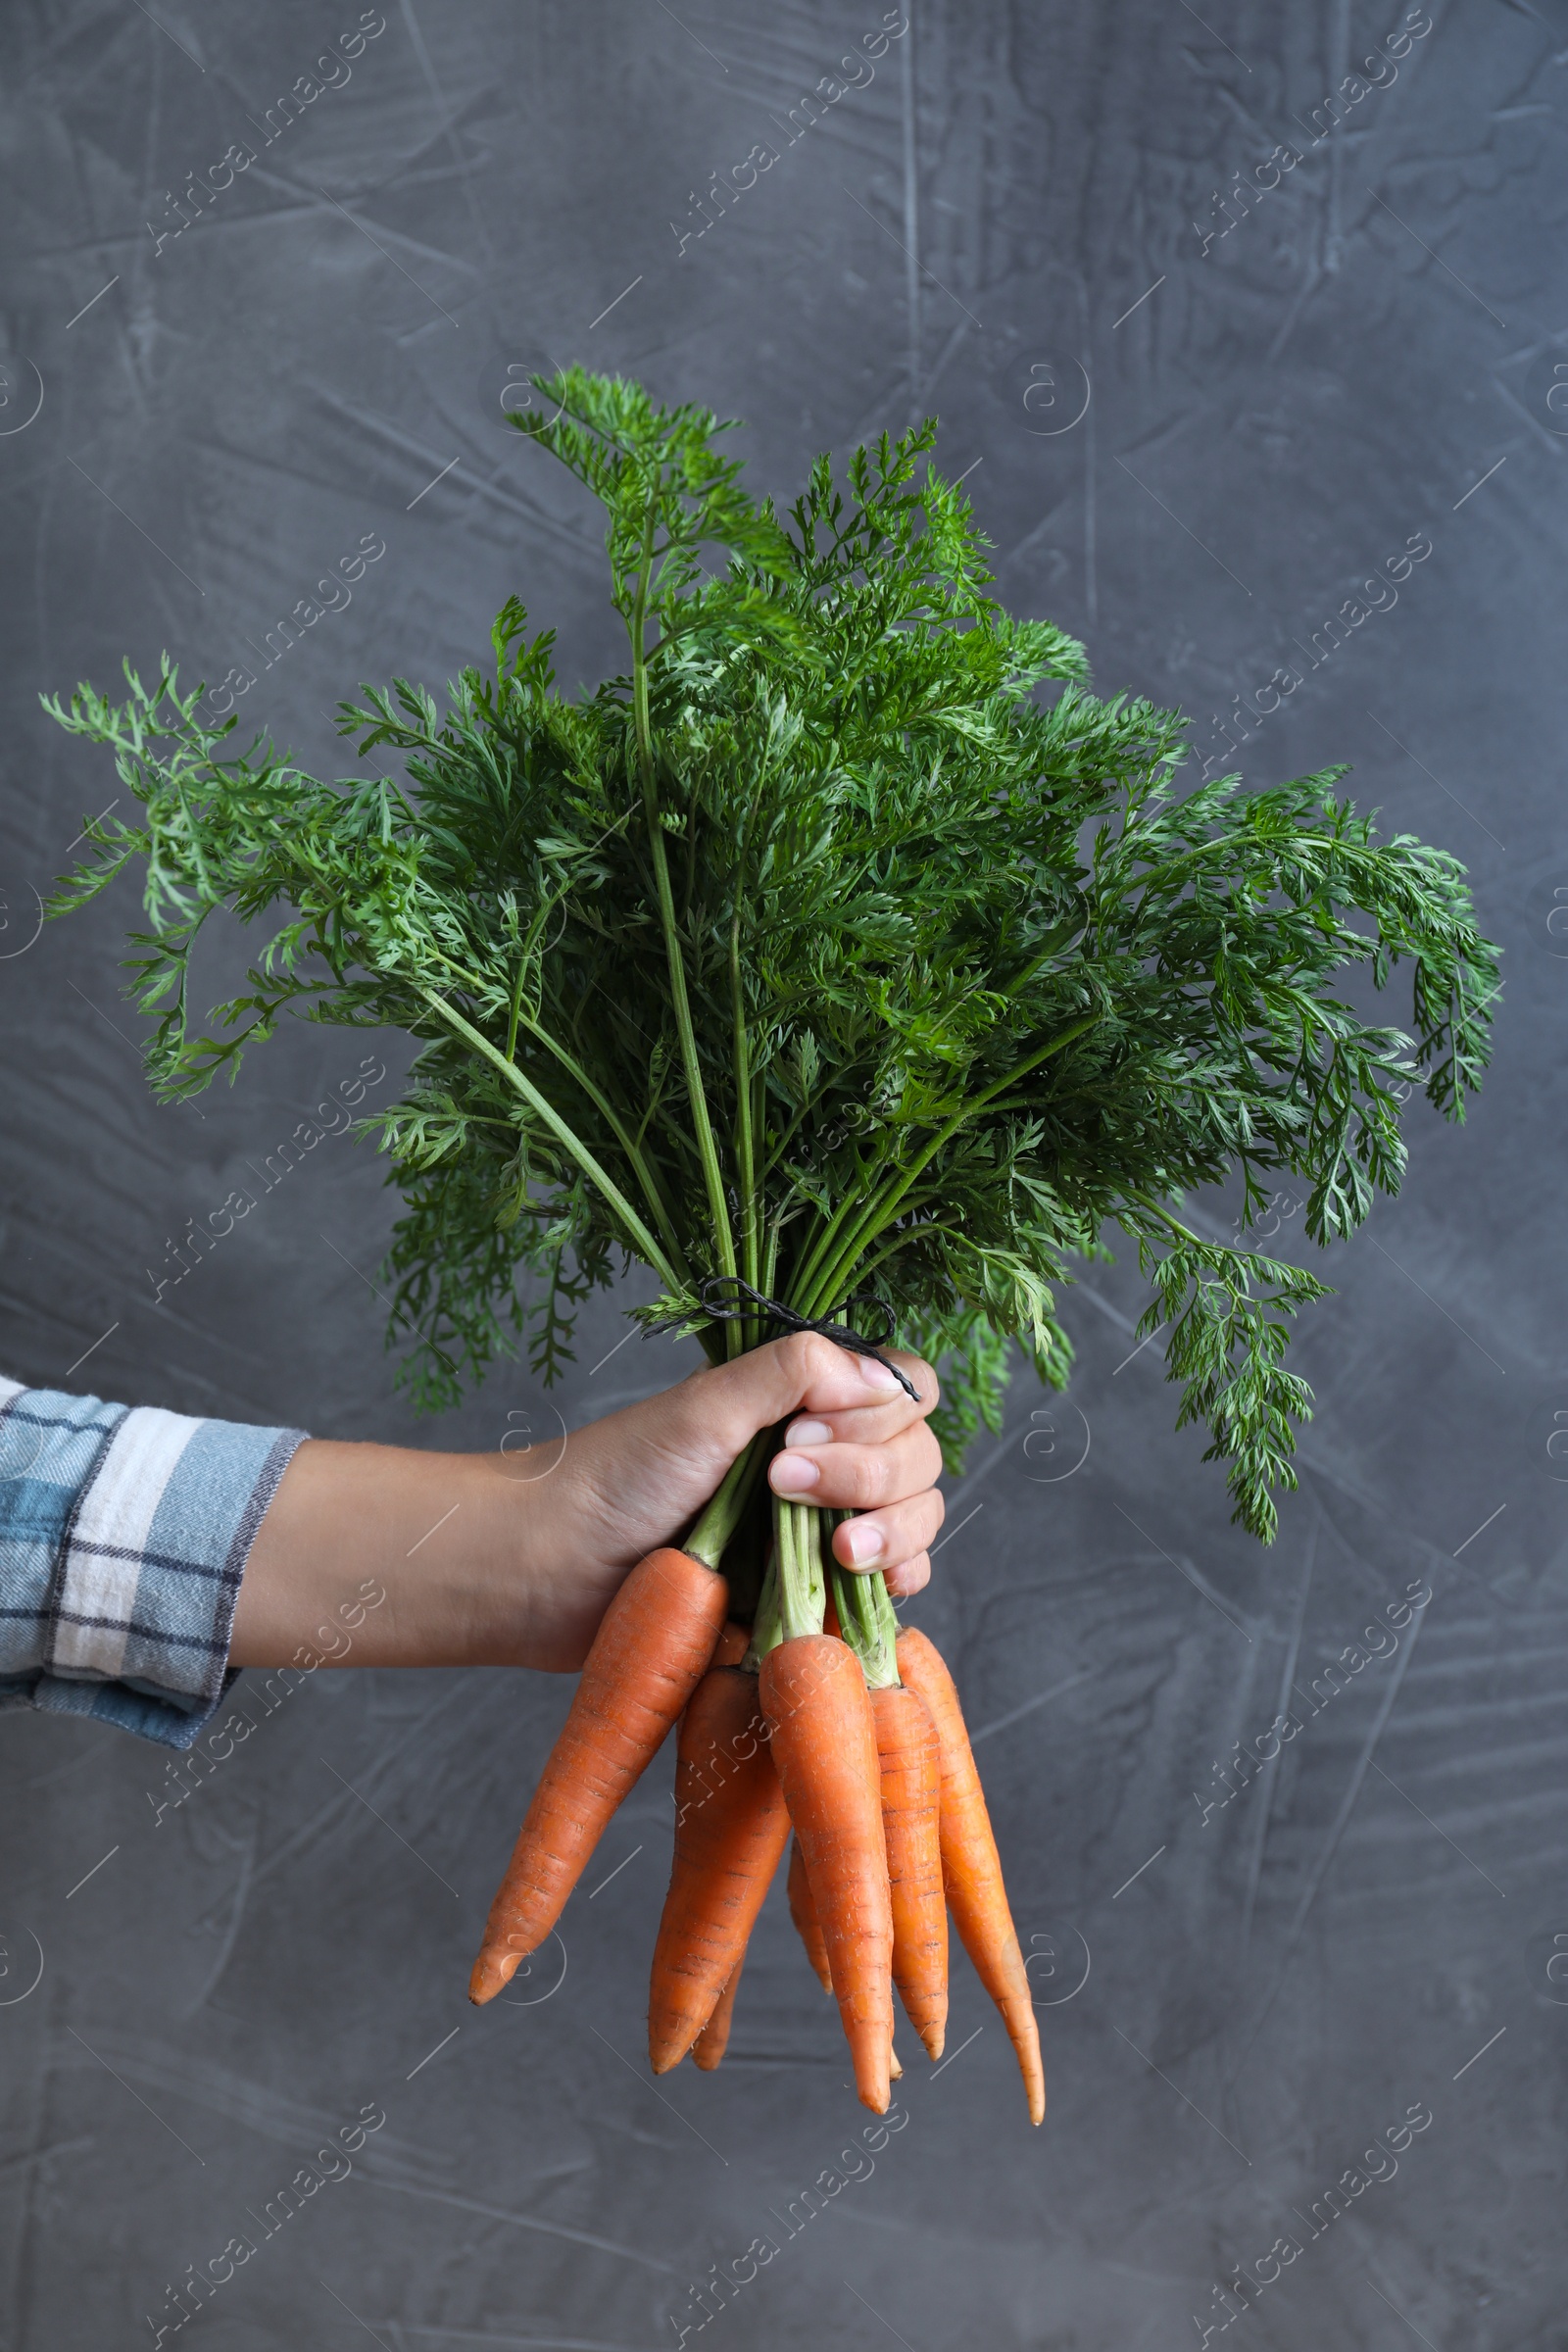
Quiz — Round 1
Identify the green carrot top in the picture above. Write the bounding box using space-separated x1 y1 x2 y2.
43 368 1497 1541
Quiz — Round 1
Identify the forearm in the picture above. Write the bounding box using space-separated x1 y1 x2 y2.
229 1440 570 1671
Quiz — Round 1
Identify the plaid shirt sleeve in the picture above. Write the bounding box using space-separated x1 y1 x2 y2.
0 1374 308 1748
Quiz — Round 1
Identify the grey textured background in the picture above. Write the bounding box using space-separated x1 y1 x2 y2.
1 2 1564 2346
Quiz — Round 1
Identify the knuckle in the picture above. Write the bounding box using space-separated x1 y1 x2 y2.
847 1451 885 1506
869 1447 902 1504
816 1449 863 1505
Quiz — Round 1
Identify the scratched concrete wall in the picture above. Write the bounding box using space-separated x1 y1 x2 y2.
1 1 1564 2346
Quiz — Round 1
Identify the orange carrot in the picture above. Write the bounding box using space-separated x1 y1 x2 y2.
896 1629 1045 2124
760 1634 893 2114
871 1683 948 2060
786 1834 833 1993
692 1959 741 2070
648 1666 791 2073
469 1548 727 2003
710 1621 752 1669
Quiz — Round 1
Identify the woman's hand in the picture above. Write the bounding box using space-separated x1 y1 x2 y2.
231 1334 943 1673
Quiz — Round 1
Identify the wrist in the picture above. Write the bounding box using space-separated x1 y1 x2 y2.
447 1449 590 1668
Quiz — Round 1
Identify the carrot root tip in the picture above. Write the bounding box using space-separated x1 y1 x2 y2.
919 2027 945 2060
467 1947 524 2004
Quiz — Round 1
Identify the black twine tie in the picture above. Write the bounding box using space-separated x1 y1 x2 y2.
699 1275 920 1402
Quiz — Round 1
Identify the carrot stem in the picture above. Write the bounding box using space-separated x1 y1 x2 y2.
742 1546 782 1669
828 1547 900 1690
418 988 681 1294
626 482 738 1322
789 1011 1105 1329
773 1494 825 1642
685 1430 768 1569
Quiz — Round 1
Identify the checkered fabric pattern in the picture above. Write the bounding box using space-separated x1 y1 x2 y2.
0 1374 307 1747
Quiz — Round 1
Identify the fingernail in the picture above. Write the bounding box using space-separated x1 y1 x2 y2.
860 1359 900 1391
784 1417 833 1447
841 1520 884 1564
769 1451 820 1494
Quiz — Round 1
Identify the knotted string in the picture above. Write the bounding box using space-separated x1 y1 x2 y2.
698 1274 920 1402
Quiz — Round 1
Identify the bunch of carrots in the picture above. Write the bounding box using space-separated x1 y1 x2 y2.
468 1453 1044 2123
48 368 1492 2125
